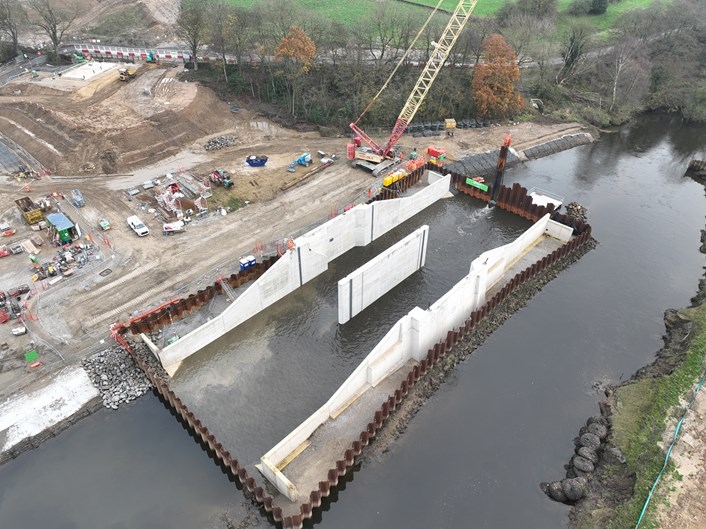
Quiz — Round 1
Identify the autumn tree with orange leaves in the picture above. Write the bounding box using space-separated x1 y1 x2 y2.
472 34 525 119
275 26 316 117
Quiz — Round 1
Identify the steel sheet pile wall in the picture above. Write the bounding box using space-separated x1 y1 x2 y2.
124 256 280 335
115 187 592 529
370 165 425 201
116 195 591 529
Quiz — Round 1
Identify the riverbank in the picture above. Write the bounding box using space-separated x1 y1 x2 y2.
567 180 706 528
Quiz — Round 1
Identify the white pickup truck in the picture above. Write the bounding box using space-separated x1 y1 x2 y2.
127 215 149 237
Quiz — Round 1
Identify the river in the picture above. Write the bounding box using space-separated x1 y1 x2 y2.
1 113 704 529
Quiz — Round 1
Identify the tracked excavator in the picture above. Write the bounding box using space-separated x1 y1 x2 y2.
348 0 478 177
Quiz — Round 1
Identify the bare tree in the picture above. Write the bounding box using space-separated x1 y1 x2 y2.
208 0 237 82
176 0 209 71
0 0 26 55
28 0 78 58
606 36 646 111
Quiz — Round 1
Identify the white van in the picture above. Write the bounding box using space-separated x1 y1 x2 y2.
127 215 149 236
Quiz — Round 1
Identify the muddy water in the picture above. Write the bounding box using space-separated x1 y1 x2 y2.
1 114 705 529
169 198 529 465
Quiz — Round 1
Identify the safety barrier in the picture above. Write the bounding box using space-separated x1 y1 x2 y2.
115 182 593 528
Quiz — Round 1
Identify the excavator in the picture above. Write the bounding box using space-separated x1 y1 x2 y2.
348 0 478 177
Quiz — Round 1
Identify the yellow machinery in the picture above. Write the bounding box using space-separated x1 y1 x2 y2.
118 68 137 81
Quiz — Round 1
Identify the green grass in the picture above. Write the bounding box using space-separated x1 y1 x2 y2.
557 0 662 34
225 0 427 26
608 303 706 528
226 0 664 32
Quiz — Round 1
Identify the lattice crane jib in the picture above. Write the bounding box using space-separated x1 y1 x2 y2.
382 0 478 157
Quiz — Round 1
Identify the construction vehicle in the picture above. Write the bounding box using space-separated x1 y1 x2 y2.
15 197 43 225
445 118 457 136
427 146 447 167
146 51 158 64
210 168 233 188
348 0 478 176
287 153 312 172
118 67 137 81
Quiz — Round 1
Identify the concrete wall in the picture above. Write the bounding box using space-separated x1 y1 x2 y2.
260 213 567 500
338 225 429 324
159 172 451 375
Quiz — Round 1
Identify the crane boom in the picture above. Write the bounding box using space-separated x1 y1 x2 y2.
350 0 478 159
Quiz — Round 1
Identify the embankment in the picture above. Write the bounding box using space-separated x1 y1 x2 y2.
562 181 706 529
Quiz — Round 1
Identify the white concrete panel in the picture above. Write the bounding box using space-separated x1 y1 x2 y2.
545 218 573 242
338 226 429 324
371 174 451 239
160 172 449 375
259 213 570 499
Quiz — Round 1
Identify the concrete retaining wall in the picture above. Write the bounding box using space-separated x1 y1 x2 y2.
158 172 451 375
118 180 594 529
260 213 569 500
338 225 429 324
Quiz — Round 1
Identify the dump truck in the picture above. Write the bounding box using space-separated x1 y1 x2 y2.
15 197 43 225
118 67 137 81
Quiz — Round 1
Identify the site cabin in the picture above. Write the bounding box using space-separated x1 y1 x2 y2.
46 212 79 244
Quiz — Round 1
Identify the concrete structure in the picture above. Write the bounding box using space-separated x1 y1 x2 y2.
338 225 429 324
157 171 451 376
259 213 573 502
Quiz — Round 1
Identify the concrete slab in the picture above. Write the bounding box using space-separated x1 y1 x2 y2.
273 359 417 514
61 62 120 80
487 234 565 297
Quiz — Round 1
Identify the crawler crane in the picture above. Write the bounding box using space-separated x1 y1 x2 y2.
348 0 479 176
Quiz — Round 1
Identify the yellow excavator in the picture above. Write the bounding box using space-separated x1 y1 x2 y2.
118 67 137 81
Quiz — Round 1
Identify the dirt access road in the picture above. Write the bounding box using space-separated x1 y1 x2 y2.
0 119 583 400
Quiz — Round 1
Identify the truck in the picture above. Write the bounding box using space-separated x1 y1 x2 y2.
118 67 137 81
162 220 185 235
15 197 43 225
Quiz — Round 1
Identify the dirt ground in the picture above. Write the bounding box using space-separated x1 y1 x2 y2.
0 64 585 402
656 389 706 529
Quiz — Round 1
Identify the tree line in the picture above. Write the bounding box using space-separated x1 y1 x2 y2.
173 0 705 128
1 0 705 126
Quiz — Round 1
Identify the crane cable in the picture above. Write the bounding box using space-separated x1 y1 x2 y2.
353 0 447 126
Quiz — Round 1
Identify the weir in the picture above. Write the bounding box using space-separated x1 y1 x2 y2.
113 173 594 529
156 170 450 376
258 213 573 503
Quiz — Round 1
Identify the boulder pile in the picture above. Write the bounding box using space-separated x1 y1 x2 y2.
204 135 236 151
82 346 153 409
565 201 588 223
540 415 618 504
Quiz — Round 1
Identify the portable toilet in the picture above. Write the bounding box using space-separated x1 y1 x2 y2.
247 255 256 268
239 257 250 271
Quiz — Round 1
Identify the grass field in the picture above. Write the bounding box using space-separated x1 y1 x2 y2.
226 0 661 31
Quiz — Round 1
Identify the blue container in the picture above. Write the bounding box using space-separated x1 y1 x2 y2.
247 255 256 267
239 257 250 271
